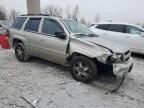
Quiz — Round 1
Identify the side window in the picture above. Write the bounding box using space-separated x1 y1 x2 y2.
42 18 64 36
108 24 124 33
126 25 143 35
96 24 109 30
12 17 26 30
25 18 41 32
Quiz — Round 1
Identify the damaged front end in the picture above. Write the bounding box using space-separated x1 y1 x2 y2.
69 36 133 78
97 50 133 78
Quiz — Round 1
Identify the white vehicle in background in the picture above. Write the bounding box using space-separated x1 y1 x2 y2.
90 22 144 54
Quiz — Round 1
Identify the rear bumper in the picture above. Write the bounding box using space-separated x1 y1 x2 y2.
113 57 133 77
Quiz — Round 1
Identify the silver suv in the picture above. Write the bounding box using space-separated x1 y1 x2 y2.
10 15 133 83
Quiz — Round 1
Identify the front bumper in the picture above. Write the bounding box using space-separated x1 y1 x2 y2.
113 57 133 77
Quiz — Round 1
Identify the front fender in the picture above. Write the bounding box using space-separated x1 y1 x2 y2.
69 41 111 64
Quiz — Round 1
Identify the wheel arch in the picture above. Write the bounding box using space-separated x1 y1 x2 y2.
67 52 112 76
13 38 24 48
67 52 97 64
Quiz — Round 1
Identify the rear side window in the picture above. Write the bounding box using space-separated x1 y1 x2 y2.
96 24 109 30
42 18 64 36
12 17 26 30
126 25 143 35
108 24 124 33
25 18 41 32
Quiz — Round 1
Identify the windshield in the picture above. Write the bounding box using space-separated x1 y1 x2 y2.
63 19 94 35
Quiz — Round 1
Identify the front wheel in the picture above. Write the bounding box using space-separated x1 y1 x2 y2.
15 43 29 61
70 56 97 83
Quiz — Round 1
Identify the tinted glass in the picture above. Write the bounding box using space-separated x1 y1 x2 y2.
25 18 41 32
126 25 143 35
42 19 63 35
108 24 124 33
96 24 109 30
12 17 26 30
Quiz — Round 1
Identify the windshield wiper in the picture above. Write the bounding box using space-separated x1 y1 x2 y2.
86 34 99 37
74 33 87 37
74 33 99 38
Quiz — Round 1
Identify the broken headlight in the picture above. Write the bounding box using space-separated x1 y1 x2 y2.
107 53 123 63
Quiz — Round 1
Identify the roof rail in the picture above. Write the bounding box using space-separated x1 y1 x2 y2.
21 14 50 16
20 14 63 18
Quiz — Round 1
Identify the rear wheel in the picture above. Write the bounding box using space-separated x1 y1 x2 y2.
15 43 29 61
70 56 97 83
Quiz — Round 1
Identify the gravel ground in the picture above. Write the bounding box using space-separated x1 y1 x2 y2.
0 48 144 108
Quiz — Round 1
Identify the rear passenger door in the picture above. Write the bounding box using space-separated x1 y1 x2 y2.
39 18 68 65
23 17 42 56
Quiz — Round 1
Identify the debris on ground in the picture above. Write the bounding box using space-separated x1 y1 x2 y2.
0 49 144 108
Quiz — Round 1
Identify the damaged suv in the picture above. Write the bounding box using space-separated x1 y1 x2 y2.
10 15 133 83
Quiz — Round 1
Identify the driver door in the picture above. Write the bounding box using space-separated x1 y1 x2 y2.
39 18 69 65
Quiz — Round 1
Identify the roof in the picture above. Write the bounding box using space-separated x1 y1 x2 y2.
92 22 144 30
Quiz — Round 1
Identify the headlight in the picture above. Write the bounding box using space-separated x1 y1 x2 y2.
107 53 123 63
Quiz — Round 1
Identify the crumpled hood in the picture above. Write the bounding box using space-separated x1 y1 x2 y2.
81 37 129 53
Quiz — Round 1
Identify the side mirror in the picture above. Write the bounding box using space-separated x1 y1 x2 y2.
0 24 2 27
55 32 66 39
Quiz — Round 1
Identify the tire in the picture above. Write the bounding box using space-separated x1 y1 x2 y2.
70 56 97 83
14 43 29 61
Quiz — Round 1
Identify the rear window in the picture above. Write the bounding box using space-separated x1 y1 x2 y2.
25 18 41 32
12 17 26 30
96 24 109 30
